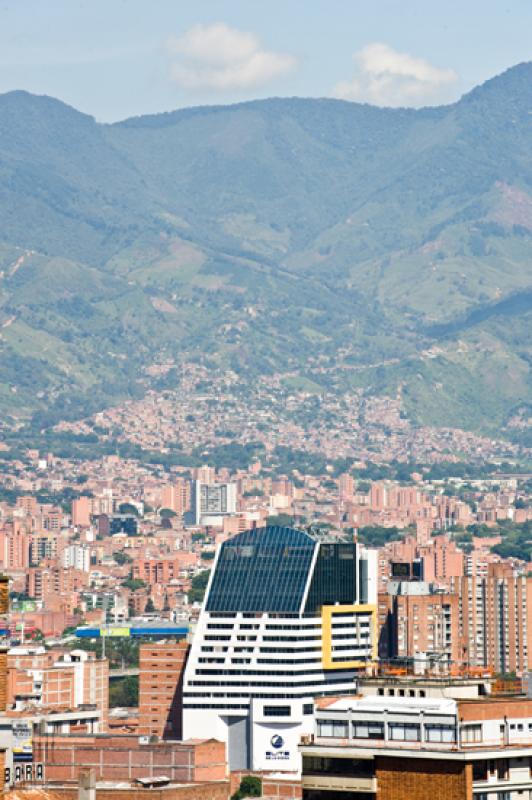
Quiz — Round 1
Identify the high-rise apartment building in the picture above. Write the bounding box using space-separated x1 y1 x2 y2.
71 496 91 528
454 563 532 674
161 479 191 516
29 532 58 566
378 582 460 671
182 525 377 772
0 522 30 571
188 481 237 526
63 543 90 572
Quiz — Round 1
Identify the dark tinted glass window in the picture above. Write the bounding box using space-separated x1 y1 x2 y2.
304 543 357 613
206 526 316 613
264 705 291 716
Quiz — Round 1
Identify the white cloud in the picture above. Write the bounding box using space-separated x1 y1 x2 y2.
333 43 458 107
166 23 296 92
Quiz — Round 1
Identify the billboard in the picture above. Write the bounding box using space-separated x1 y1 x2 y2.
12 721 32 763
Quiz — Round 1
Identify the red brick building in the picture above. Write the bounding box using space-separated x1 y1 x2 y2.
33 735 226 785
138 641 189 739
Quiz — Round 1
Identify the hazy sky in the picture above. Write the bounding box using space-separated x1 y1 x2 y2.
1 0 530 121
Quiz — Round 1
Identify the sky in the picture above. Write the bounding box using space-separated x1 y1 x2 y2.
0 0 531 122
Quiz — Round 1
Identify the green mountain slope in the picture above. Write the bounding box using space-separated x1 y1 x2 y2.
0 64 531 433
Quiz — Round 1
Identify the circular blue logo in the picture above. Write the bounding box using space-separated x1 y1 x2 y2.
270 735 284 750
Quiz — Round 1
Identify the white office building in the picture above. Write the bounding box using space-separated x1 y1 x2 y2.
182 525 377 771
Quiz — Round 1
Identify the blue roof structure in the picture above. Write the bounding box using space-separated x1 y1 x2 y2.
76 623 188 638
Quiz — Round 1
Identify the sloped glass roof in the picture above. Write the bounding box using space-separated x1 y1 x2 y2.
206 526 316 614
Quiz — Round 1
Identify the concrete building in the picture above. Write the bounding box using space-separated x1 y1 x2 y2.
63 544 90 572
7 647 108 728
138 640 189 739
182 525 377 772
300 685 532 800
188 481 237 526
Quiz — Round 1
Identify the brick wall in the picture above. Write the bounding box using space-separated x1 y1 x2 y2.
375 756 472 800
262 777 302 799
138 641 188 739
4 782 230 800
230 771 301 800
33 735 226 784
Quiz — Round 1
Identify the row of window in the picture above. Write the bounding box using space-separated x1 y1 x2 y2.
317 719 456 743
188 678 349 688
185 692 319 700
195 668 353 676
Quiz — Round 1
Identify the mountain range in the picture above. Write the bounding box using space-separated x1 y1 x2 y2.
0 62 531 437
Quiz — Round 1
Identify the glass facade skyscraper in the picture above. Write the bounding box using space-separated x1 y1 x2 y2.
182 526 377 773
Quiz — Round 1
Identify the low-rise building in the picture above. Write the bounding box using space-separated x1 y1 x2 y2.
300 684 532 799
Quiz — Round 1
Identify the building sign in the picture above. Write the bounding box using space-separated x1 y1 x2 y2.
265 734 290 761
102 627 130 637
12 721 32 763
5 763 44 785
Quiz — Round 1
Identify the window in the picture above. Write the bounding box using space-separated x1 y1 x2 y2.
473 762 488 782
264 705 291 717
497 761 509 781
303 703 313 715
462 724 482 743
378 688 384 696
352 722 385 740
302 757 374 778
318 719 349 738
207 527 316 614
425 724 456 743
388 723 421 742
